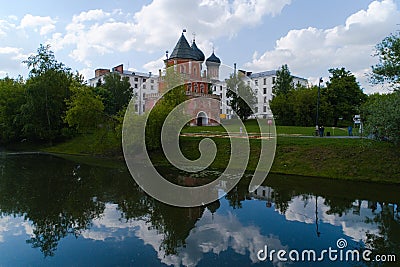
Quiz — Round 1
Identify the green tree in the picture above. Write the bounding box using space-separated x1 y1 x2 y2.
226 73 256 121
0 77 25 143
362 91 400 144
270 86 318 126
269 92 295 125
292 86 318 126
101 72 132 115
145 68 188 151
64 83 105 133
273 64 293 96
20 44 74 143
325 68 367 126
371 32 400 89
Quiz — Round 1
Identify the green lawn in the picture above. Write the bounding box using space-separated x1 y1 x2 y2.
43 130 121 156
150 135 400 184
181 119 349 136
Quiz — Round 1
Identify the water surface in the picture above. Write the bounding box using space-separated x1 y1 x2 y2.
0 154 399 266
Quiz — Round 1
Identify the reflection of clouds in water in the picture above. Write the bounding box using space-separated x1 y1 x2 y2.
0 215 34 242
81 204 182 266
81 204 138 241
178 211 287 267
284 196 380 242
81 203 287 267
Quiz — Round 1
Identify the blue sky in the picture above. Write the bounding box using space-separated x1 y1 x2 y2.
0 0 399 93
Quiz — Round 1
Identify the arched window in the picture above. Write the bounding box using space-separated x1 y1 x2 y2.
194 83 198 93
200 84 204 93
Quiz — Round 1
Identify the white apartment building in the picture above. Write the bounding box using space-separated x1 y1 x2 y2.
212 69 308 119
88 64 158 114
246 70 309 118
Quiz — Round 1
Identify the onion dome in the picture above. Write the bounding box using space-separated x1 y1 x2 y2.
191 40 205 62
206 52 221 65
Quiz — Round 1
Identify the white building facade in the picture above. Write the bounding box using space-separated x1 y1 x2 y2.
212 69 308 119
88 64 159 114
247 70 309 118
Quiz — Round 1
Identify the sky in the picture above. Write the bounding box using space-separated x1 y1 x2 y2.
0 0 399 94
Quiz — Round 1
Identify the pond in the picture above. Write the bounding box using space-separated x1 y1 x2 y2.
0 154 399 266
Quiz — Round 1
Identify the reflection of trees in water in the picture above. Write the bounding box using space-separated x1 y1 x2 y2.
0 155 107 257
323 198 354 217
1 155 399 260
115 175 208 256
365 203 400 267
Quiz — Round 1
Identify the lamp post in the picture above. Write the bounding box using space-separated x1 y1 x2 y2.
315 77 323 133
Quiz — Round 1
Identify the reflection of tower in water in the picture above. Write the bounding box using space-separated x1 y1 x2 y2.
207 200 221 221
315 195 321 237
251 186 274 208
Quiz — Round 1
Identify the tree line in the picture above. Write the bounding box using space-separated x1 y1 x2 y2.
269 31 399 144
0 44 132 146
270 66 367 127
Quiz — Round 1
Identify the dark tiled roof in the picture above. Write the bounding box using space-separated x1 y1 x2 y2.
206 52 221 65
191 40 205 61
169 33 198 60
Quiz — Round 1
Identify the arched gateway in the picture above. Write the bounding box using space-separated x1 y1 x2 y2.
196 111 208 126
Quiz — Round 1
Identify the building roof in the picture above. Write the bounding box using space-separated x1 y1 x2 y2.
122 70 158 78
249 70 308 81
169 33 198 60
206 52 221 65
249 70 277 78
191 40 205 61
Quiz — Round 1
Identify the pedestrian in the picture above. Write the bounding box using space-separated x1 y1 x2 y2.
348 125 353 136
319 126 325 137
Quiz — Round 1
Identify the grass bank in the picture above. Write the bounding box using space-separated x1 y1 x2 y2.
150 136 400 184
9 123 398 184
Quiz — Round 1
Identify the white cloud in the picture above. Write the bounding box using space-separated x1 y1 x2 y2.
78 67 94 81
133 0 291 48
143 55 165 74
19 14 56 35
49 0 291 67
0 19 17 37
245 0 400 94
0 46 28 77
72 9 110 23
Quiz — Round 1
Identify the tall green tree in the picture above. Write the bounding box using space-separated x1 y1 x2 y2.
273 64 293 96
371 32 400 89
325 68 367 126
145 67 188 151
64 83 105 133
362 91 400 144
226 73 256 121
270 86 318 126
20 44 74 143
0 77 25 143
100 72 132 115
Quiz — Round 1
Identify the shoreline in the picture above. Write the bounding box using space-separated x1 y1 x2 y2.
3 134 399 184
